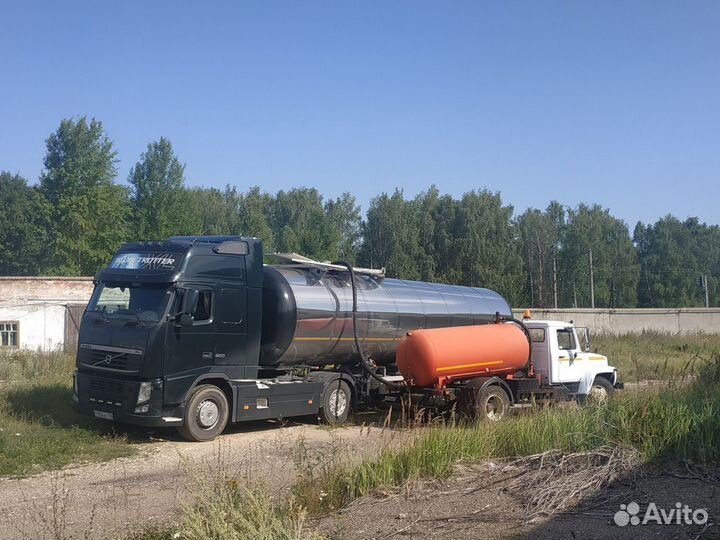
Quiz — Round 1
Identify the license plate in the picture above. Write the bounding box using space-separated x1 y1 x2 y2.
94 410 114 421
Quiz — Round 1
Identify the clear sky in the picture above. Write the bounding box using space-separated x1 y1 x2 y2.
1 1 718 228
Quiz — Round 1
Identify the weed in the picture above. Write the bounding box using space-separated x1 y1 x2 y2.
0 350 133 476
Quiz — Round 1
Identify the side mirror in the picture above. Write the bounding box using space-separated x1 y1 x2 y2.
182 288 199 315
580 327 592 352
180 313 194 327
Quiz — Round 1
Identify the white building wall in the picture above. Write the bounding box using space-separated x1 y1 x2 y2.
0 304 67 352
0 277 94 352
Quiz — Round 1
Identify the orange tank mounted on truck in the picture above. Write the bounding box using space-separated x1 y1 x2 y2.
396 322 530 387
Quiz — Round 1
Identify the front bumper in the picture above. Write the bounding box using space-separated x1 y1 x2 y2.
74 371 184 427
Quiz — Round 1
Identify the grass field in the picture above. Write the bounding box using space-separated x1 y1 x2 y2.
0 351 133 476
594 331 720 382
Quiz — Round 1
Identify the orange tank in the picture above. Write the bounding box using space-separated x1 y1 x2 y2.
395 323 530 387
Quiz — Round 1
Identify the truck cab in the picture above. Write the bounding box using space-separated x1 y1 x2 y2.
524 319 619 402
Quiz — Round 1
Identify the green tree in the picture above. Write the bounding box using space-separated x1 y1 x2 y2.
359 190 424 279
448 190 525 305
560 204 638 308
39 117 128 275
237 186 276 251
0 172 49 275
325 192 362 263
635 216 720 307
129 138 187 240
518 208 557 307
272 188 337 260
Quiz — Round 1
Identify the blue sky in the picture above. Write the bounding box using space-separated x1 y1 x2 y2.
1 1 718 228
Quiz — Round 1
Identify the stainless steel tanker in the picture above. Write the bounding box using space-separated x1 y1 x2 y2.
260 265 513 367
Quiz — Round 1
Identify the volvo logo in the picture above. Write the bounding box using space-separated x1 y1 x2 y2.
104 354 113 365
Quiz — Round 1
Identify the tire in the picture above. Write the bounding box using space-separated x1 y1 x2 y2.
476 386 511 421
319 380 352 424
578 376 614 406
177 384 230 442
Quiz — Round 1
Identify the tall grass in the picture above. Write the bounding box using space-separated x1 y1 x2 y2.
0 350 133 476
295 354 720 514
126 476 322 540
593 331 720 382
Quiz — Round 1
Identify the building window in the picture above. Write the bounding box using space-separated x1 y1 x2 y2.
0 322 19 348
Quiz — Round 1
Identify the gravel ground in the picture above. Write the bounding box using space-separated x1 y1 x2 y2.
0 420 401 540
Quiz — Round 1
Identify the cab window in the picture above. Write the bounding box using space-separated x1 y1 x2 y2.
176 288 213 323
194 290 213 321
528 328 545 342
556 329 576 350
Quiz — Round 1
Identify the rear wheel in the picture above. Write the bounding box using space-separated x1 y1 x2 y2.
319 380 351 424
477 386 511 421
178 384 230 442
460 384 511 421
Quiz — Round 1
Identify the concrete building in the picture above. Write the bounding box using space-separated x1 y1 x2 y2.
0 277 93 352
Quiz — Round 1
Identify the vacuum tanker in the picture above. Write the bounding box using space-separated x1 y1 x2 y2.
73 236 621 442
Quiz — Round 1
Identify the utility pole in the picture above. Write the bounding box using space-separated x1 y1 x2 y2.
589 248 595 309
573 281 578 309
701 275 709 308
553 255 558 309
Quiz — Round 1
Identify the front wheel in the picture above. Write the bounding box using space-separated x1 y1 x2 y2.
319 380 352 424
578 376 614 406
178 384 230 442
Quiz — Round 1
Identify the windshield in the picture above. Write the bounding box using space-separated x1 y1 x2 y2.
87 283 173 322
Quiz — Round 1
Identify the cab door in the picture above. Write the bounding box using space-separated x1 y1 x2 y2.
551 327 585 383
164 286 216 404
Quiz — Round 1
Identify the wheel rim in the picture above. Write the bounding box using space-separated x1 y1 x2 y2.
197 399 220 429
328 388 347 418
589 385 608 404
484 395 504 421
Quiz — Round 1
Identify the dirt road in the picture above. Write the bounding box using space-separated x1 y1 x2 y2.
0 421 400 540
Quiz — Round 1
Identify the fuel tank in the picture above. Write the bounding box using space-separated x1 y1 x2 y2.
395 323 530 387
259 266 513 367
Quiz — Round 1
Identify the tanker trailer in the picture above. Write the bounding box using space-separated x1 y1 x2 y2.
258 262 513 368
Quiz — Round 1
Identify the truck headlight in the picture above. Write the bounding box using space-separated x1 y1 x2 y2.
137 382 152 404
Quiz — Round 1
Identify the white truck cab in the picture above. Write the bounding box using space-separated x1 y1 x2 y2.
523 319 620 402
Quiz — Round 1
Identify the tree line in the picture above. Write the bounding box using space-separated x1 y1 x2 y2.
1 116 718 308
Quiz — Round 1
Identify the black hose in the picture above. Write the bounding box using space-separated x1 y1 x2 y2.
333 261 405 388
495 312 534 373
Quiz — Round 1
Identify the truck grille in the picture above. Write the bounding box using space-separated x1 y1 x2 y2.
79 344 143 373
88 350 141 372
89 378 125 395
